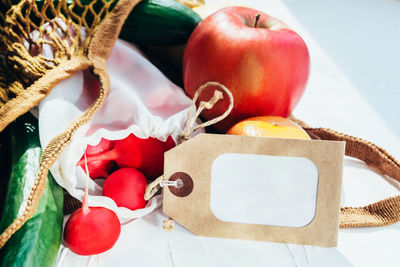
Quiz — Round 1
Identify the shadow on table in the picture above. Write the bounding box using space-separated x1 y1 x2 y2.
281 0 400 138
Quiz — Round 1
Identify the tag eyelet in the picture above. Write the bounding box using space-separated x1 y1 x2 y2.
168 172 194 197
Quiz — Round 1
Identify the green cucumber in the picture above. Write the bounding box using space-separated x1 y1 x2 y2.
120 0 202 46
0 123 12 217
0 113 64 267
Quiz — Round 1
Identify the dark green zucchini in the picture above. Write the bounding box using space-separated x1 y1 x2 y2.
0 113 64 267
120 0 202 46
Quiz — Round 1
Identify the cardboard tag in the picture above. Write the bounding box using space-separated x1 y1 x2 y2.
162 134 345 247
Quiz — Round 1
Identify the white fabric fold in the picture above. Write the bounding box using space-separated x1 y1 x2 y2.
39 40 195 220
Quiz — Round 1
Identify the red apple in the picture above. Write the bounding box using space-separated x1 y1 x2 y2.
183 7 310 132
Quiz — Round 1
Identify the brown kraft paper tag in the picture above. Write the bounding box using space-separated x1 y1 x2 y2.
162 133 345 247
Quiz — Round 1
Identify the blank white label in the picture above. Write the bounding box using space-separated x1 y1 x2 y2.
210 153 319 227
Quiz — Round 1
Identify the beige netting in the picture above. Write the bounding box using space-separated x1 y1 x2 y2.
0 0 120 125
0 0 141 248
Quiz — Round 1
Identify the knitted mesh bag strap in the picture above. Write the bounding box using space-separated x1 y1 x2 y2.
0 0 141 248
304 128 400 228
290 118 400 228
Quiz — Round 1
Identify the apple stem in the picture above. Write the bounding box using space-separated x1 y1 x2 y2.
254 14 261 28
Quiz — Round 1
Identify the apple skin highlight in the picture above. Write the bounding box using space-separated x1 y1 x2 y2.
183 7 310 133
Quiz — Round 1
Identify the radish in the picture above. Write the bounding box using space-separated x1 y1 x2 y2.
79 160 115 179
103 168 147 210
77 138 115 179
79 134 176 179
85 138 114 156
64 154 121 255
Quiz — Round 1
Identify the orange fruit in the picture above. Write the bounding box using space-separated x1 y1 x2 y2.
227 116 310 140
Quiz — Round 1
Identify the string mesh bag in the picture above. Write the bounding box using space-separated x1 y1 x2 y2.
0 0 149 247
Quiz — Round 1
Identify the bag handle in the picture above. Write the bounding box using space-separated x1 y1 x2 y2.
303 127 400 228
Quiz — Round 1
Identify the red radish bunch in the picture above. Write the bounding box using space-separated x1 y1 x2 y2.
64 156 121 255
65 133 174 255
77 134 175 179
103 168 147 210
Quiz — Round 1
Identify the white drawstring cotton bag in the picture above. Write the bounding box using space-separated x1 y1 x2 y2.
38 39 196 222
